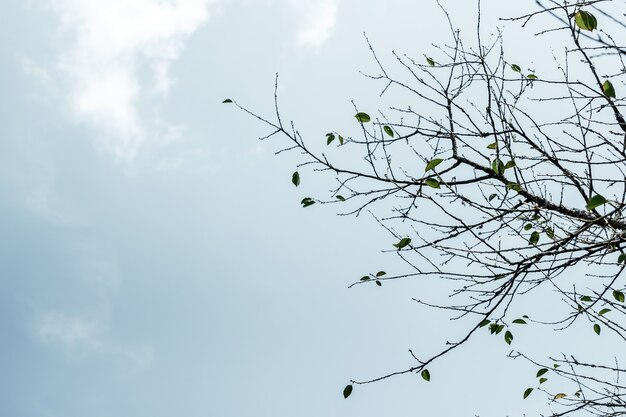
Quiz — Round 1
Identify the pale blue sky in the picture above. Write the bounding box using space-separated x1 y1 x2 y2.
0 1 609 416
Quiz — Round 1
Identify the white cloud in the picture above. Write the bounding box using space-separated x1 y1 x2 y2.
36 313 102 350
46 0 214 160
34 312 154 368
291 0 338 48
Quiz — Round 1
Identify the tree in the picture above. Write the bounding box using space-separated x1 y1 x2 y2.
227 1 626 415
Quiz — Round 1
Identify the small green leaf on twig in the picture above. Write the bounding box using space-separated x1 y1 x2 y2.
511 64 521 73
506 182 522 192
425 178 441 189
355 112 371 123
575 10 598 31
586 195 607 211
425 158 444 172
523 388 533 399
602 80 616 98
222 99 233 103
383 126 394 137
421 369 431 381
343 384 353 398
504 330 513 345
492 158 505 175
393 237 412 249
292 171 300 187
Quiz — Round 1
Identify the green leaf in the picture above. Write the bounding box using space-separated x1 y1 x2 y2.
523 388 533 399
580 296 593 303
425 178 441 189
343 384 353 399
338 135 344 145
488 193 498 202
486 142 498 150
355 112 371 123
599 308 611 316
586 195 607 211
421 369 431 382
539 377 548 384
613 290 625 303
554 393 567 400
575 10 598 31
512 319 527 324
425 158 444 172
524 223 533 231
593 323 601 335
292 171 300 187
618 253 626 264
375 280 382 287
383 126 394 137
506 183 522 192
546 228 555 239
527 74 538 80
504 330 513 345
536 368 548 378
326 133 335 145
479 319 490 327
511 64 521 73
504 160 516 170
375 271 386 277
360 276 370 281
426 57 435 66
301 197 316 208
603 80 616 98
222 99 233 103
488 323 505 334
529 231 540 245
336 195 346 202
393 237 412 249
492 158 505 175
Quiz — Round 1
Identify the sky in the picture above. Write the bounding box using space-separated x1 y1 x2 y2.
0 1 612 416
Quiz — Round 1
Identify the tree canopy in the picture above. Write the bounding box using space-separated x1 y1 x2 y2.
228 1 626 415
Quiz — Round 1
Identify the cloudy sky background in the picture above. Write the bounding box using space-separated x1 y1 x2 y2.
0 1 606 416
